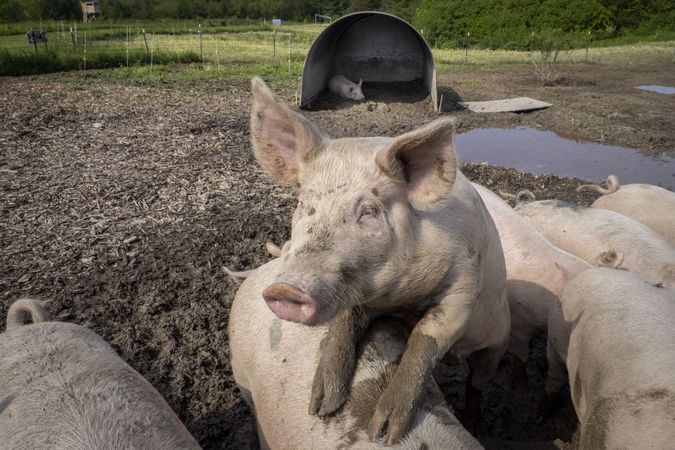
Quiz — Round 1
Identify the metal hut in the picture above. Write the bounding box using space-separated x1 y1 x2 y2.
299 12 438 110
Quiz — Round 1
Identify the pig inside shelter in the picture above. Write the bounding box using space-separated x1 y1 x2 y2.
299 12 439 110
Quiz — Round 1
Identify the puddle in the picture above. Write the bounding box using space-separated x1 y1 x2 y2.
455 127 675 189
635 85 675 95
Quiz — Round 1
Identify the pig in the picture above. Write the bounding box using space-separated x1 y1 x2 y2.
249 77 510 444
577 175 675 246
515 199 675 289
545 268 675 449
229 259 483 450
471 184 592 365
0 298 201 450
328 75 365 101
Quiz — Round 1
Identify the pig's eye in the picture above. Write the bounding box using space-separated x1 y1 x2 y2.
358 205 379 221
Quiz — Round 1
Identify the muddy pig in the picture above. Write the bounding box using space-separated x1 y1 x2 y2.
0 298 201 450
472 184 591 365
545 268 675 449
328 75 365 101
229 259 483 449
249 77 510 444
515 199 675 289
577 175 675 246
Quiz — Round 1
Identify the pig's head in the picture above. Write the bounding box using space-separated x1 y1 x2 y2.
349 79 365 101
250 77 457 326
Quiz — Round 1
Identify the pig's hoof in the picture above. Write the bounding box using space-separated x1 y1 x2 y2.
367 388 414 445
308 354 353 417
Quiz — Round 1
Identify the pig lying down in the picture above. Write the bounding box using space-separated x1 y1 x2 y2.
515 199 675 289
545 269 675 449
471 184 591 364
328 75 365 101
0 299 201 450
229 259 482 449
249 77 510 443
577 175 675 246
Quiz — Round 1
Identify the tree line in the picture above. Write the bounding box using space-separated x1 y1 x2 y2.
1 0 672 49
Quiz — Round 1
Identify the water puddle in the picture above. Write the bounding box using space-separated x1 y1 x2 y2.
455 127 675 189
635 85 675 95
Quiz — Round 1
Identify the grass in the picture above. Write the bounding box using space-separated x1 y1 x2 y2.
0 20 673 82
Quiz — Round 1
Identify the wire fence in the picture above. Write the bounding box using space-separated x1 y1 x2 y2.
0 21 320 76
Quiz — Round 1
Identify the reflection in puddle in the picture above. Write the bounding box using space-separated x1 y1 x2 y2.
635 85 675 95
456 127 675 189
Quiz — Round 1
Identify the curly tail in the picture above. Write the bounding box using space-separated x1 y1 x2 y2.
596 249 624 269
576 175 620 195
498 189 536 203
223 266 254 285
6 298 49 331
265 241 282 258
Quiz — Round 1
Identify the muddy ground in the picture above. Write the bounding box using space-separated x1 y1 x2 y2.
1 62 673 449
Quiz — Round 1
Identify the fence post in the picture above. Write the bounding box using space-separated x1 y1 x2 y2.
273 29 276 58
215 35 220 69
150 31 155 72
126 25 130 67
199 23 204 63
83 31 87 70
288 33 291 74
70 26 77 52
142 28 149 55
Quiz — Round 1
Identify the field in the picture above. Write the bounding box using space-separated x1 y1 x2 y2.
1 21 675 449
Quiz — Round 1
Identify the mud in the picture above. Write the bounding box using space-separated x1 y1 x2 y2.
1 62 673 449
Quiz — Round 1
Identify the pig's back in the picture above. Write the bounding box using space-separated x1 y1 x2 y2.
229 259 339 447
230 259 483 450
515 200 675 287
561 269 675 447
0 322 200 450
592 184 675 246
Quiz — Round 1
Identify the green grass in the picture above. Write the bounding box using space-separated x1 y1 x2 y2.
0 20 673 82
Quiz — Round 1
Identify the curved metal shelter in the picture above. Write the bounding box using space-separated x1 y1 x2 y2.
299 12 438 110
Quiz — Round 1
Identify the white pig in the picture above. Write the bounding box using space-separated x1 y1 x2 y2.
328 75 365 101
249 77 510 444
0 298 201 450
472 184 591 364
577 175 675 246
515 199 675 289
545 268 675 449
229 259 483 450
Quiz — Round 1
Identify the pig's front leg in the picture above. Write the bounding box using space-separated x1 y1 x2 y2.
309 306 372 416
367 295 473 444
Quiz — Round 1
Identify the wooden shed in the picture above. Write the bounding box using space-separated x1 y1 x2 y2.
299 12 438 110
81 1 102 21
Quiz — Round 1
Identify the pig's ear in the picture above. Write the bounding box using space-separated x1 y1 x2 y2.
358 79 362 87
376 118 457 211
250 77 324 185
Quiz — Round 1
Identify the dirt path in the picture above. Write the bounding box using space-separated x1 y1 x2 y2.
1 62 672 448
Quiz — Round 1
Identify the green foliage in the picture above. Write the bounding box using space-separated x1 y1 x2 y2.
414 0 674 50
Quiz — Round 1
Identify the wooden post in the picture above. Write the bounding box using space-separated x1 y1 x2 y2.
199 23 204 63
83 31 87 70
126 25 129 67
70 26 76 52
215 35 220 69
142 28 149 55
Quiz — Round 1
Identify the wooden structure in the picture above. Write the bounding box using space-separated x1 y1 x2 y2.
81 1 102 22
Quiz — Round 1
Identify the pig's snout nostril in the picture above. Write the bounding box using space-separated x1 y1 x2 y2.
262 283 319 325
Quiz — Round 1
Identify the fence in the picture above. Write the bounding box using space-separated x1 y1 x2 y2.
0 20 323 76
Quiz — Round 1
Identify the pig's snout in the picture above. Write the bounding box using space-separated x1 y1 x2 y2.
263 283 320 325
